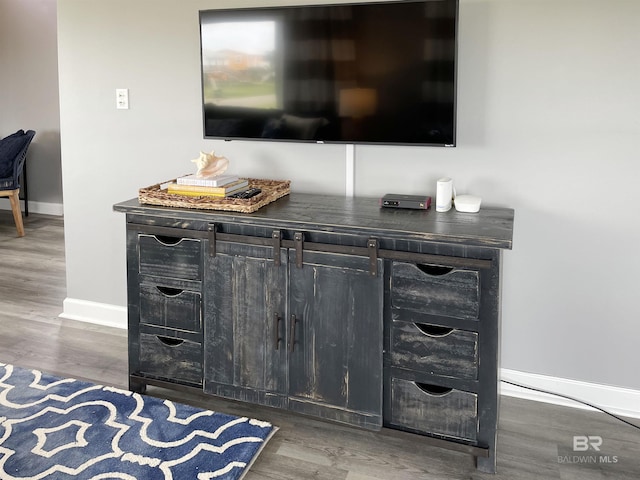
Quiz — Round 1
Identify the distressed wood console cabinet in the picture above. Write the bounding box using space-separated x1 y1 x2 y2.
114 194 514 473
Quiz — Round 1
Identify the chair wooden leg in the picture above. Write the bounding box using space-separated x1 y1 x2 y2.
8 189 25 237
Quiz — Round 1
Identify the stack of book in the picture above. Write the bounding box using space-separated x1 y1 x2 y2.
166 173 249 197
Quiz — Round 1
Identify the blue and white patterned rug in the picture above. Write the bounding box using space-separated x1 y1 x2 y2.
0 363 276 479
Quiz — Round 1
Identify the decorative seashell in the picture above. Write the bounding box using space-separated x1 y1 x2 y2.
191 151 229 177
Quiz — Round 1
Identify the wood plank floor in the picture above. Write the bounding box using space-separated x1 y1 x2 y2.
1 211 639 479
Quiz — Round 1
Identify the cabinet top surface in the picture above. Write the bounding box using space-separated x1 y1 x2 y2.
114 193 514 249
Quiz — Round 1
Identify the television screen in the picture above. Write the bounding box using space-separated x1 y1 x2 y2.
200 0 458 146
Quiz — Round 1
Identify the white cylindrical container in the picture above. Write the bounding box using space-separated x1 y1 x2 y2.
436 177 453 212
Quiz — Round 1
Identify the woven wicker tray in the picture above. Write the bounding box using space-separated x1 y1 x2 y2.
138 178 290 213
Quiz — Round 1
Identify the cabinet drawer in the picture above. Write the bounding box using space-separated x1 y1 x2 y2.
139 333 202 385
391 262 480 320
390 322 478 380
139 284 201 332
138 234 202 280
389 377 477 441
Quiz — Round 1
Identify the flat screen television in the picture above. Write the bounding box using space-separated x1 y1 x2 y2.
199 0 458 146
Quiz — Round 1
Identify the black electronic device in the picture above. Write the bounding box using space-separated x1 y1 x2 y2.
199 0 458 146
380 194 432 210
229 188 262 199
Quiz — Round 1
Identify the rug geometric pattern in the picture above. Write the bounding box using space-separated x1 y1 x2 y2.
0 363 276 479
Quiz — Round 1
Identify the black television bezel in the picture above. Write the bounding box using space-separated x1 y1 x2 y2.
199 0 459 147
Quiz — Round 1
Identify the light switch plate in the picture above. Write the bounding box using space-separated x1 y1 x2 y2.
116 88 129 109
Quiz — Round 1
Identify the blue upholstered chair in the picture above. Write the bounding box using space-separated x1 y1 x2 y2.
0 130 36 237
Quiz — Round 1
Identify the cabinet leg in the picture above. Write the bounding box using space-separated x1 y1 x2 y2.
475 452 496 474
129 376 147 394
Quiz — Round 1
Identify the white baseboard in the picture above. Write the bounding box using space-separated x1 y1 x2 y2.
60 298 127 330
0 199 63 216
58 298 640 420
501 368 640 420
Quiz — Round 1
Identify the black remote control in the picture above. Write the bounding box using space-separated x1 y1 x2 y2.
229 188 262 199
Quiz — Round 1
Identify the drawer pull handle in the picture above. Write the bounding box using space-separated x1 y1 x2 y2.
416 264 454 276
414 323 454 337
415 383 453 397
157 336 184 347
156 286 184 297
153 235 185 246
274 313 282 350
289 314 299 352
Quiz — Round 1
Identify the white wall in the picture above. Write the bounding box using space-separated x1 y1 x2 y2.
57 0 640 404
0 0 63 214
